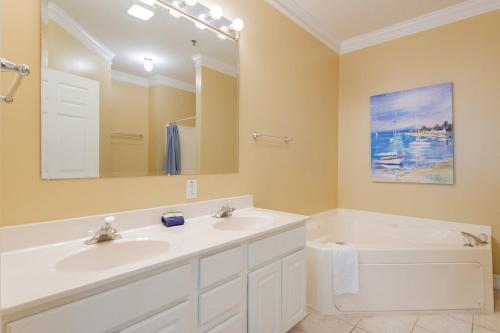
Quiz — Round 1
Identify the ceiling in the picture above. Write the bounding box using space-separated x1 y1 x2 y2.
267 0 500 53
49 0 238 84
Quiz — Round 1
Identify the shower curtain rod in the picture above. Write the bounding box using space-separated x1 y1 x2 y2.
168 116 196 125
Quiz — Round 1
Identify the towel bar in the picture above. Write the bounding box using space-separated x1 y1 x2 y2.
0 58 30 103
252 131 293 143
1 57 31 104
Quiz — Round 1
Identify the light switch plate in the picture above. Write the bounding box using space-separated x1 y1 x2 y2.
186 180 198 199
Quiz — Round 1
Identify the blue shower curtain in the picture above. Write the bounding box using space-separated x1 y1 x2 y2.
166 124 181 175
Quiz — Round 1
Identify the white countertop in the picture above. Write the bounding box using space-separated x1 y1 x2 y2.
1 206 307 317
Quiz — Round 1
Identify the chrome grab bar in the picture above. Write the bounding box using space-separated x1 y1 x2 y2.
1 57 31 104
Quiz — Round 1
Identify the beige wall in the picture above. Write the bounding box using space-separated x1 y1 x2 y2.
338 11 500 272
46 20 113 177
198 66 238 174
148 85 196 176
0 0 338 229
109 80 149 177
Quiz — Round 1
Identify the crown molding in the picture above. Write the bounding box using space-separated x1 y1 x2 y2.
266 0 341 53
149 74 196 93
340 0 500 54
192 54 238 77
111 70 195 93
48 1 115 63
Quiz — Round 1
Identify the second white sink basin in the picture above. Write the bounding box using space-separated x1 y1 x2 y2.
54 240 170 273
213 214 275 231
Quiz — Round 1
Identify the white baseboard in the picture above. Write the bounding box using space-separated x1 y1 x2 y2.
494 275 500 290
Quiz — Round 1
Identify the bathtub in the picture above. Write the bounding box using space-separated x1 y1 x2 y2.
306 209 494 314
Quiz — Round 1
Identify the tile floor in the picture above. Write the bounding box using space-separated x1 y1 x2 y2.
290 290 500 333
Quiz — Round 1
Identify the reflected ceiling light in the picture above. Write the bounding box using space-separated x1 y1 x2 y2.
138 0 156 7
217 26 228 40
185 0 198 6
128 5 155 21
230 18 244 32
209 5 223 20
169 8 181 18
144 58 154 72
195 15 206 30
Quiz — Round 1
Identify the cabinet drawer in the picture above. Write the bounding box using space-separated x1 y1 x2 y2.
199 277 243 326
200 246 243 289
120 301 190 333
7 264 192 333
248 226 305 269
206 313 243 333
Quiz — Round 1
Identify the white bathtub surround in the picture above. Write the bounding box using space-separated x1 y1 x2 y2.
306 209 494 314
331 243 359 295
1 195 309 333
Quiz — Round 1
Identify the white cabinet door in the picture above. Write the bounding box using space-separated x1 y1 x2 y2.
120 302 190 333
248 261 282 333
42 68 100 179
282 250 307 332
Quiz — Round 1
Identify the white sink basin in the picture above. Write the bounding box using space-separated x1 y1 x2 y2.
213 214 275 231
54 240 170 273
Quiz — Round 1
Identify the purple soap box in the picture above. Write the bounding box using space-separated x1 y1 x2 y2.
161 211 185 227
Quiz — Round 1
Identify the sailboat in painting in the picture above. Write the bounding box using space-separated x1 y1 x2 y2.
374 121 404 166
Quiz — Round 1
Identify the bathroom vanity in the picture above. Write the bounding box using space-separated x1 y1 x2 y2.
1 196 307 333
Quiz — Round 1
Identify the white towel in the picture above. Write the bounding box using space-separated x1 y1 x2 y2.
332 243 359 295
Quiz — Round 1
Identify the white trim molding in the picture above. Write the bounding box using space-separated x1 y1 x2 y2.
265 0 341 53
340 0 500 54
266 0 500 55
111 70 195 93
48 1 115 63
495 275 500 290
192 54 238 77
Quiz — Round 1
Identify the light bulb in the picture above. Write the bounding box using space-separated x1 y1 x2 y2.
196 14 206 29
138 0 156 6
144 58 153 72
210 5 223 20
230 18 244 32
169 8 181 18
185 0 198 5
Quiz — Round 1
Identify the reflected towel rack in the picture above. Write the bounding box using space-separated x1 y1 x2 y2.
1 58 31 104
252 131 294 143
111 132 144 140
169 116 196 125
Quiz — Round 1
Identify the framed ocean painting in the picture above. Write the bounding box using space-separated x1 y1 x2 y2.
370 82 454 184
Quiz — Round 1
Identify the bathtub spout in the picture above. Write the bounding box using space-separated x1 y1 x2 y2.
461 232 488 246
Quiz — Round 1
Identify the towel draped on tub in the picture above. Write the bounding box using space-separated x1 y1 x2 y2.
331 243 359 295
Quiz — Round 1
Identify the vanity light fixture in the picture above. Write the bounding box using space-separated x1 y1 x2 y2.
155 0 244 42
230 18 245 32
209 5 223 20
173 0 197 8
128 5 155 21
138 0 157 6
144 58 154 72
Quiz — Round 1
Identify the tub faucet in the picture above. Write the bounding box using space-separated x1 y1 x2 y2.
85 216 122 245
213 202 235 218
461 232 488 247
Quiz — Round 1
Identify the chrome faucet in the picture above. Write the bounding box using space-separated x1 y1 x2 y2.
461 232 488 247
213 203 235 218
85 216 122 245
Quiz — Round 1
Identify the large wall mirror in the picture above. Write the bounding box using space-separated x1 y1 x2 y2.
41 0 239 179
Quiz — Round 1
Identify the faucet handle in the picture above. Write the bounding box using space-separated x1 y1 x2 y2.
104 216 115 224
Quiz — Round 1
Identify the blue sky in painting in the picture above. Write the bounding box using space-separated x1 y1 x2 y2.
371 82 453 133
